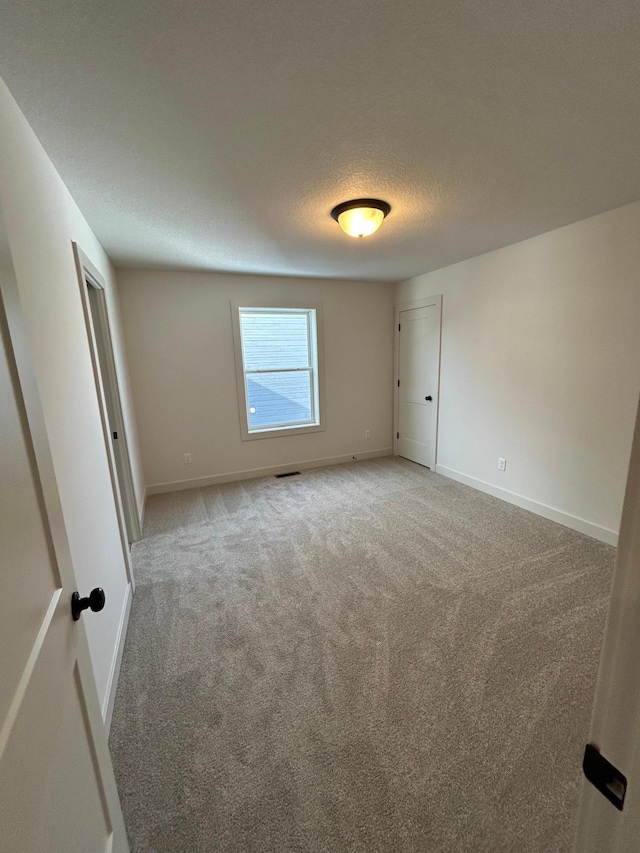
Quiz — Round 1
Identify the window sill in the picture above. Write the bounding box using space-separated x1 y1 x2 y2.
241 422 325 441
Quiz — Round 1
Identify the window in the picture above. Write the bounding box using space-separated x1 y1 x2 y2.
233 305 323 439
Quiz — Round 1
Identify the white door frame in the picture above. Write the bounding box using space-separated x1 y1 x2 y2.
0 247 129 851
393 294 443 465
73 243 141 559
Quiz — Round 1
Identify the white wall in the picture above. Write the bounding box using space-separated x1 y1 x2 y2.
0 77 144 714
397 201 640 544
117 269 395 489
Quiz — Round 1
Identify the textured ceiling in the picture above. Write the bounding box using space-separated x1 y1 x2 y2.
1 0 639 281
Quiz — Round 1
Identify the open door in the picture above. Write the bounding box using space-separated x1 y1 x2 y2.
576 394 640 851
0 217 128 851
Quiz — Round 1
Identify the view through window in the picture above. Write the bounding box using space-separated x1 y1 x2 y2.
238 307 320 434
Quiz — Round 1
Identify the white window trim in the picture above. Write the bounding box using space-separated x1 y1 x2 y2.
231 300 326 441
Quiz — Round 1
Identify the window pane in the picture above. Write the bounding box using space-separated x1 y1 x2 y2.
240 312 310 371
246 371 312 429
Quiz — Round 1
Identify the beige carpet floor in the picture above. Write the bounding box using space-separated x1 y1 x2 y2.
109 457 614 852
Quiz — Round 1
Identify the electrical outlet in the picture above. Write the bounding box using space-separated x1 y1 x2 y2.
365 429 371 439
498 457 506 471
184 453 192 465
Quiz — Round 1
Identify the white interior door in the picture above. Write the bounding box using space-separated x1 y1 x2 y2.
0 241 128 852
575 395 640 852
397 303 441 468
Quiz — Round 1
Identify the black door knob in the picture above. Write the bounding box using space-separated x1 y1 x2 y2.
425 395 433 401
71 588 106 621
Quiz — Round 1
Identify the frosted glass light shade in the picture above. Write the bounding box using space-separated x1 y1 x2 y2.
337 206 385 237
331 199 391 238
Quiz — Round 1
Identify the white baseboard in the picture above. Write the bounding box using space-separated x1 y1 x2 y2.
102 581 132 733
435 465 618 547
146 447 394 496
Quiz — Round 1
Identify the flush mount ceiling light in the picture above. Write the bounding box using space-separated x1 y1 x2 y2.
330 198 391 238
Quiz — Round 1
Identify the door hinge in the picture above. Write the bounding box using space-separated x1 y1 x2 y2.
397 379 400 387
583 743 627 811
113 431 118 440
398 323 401 332
396 432 400 439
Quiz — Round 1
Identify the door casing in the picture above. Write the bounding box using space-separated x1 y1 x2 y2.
74 243 141 551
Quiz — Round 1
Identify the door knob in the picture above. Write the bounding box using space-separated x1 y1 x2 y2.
425 395 433 401
71 588 106 621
